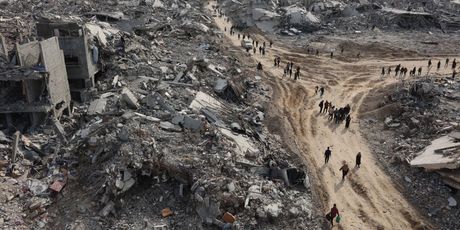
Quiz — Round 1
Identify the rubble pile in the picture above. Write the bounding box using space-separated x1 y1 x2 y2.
360 77 460 229
0 0 322 229
221 0 460 34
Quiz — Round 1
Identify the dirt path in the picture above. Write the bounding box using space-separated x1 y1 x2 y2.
206 2 447 229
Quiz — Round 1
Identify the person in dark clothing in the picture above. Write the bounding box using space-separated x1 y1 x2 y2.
345 114 351 128
238 34 240 39
437 60 441 70
387 67 391 75
412 67 416 76
263 41 266 47
242 34 245 40
269 41 273 48
453 59 457 70
277 57 281 67
316 49 319 56
119 36 126 54
274 58 277 66
253 47 256 54
324 147 331 164
330 52 333 59
262 47 265 56
453 70 457 79
445 58 450 68
428 59 432 69
289 67 292 78
259 46 262 54
320 87 325 97
257 62 263 70
326 204 339 226
256 41 258 47
418 67 422 76
356 152 362 168
339 161 349 180
381 67 385 77
324 101 329 114
319 100 324 113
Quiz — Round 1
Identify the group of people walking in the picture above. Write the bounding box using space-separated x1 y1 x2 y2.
281 61 301 80
319 100 352 128
381 58 458 79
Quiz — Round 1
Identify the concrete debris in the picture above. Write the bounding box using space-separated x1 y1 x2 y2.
121 87 140 109
410 132 460 170
447 197 457 207
0 1 322 229
88 99 108 115
160 122 182 132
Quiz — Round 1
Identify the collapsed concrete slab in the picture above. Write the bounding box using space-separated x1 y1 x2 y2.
0 37 71 127
410 132 460 170
37 21 101 101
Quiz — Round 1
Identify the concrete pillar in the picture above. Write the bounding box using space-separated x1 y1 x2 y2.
0 34 7 59
53 29 60 37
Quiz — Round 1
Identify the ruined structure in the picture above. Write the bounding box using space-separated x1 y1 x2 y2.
0 37 71 128
36 22 100 101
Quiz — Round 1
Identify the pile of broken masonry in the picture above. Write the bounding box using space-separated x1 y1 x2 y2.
0 0 322 229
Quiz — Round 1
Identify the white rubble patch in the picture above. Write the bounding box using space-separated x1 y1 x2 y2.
219 128 259 156
189 91 224 112
410 132 460 170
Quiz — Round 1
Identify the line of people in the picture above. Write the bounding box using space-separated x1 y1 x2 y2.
324 148 362 226
381 58 457 79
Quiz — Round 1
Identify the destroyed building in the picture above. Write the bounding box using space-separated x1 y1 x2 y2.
0 37 71 128
36 22 100 101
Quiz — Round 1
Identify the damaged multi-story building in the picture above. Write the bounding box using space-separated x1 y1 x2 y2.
36 21 100 101
0 37 71 128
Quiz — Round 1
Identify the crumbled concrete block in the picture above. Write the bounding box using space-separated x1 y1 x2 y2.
121 87 140 109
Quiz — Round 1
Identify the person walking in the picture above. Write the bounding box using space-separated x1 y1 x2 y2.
324 147 331 164
257 62 263 71
437 60 441 71
345 114 351 128
418 67 422 76
326 204 340 226
445 58 450 68
253 47 256 54
356 152 362 168
453 59 457 70
330 52 333 59
320 87 325 97
319 100 324 113
315 86 319 95
339 161 349 180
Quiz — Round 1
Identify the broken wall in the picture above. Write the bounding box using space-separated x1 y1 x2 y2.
39 37 71 115
17 41 40 67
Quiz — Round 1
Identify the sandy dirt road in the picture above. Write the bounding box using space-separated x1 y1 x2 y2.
207 2 456 229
